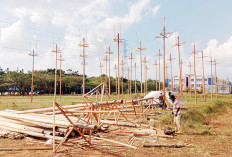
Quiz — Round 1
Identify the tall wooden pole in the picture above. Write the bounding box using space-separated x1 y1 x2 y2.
214 59 218 99
127 67 130 95
105 47 113 97
57 54 64 102
114 64 117 95
137 41 146 95
103 55 108 97
79 38 89 97
173 36 185 98
188 61 192 98
156 23 172 109
180 59 186 96
155 49 162 90
98 62 103 93
120 60 124 99
51 44 61 152
134 62 137 94
154 60 158 91
29 49 37 103
167 53 175 91
143 57 148 95
128 52 134 97
209 56 213 102
198 51 207 102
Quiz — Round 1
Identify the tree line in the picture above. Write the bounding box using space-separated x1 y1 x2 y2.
0 67 162 95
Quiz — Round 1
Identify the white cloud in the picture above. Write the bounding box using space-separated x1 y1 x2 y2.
151 5 161 16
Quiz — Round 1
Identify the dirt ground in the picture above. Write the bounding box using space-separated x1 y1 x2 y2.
0 110 231 157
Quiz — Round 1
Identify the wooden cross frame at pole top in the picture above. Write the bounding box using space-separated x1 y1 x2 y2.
105 46 113 98
79 37 89 97
198 51 207 102
128 52 135 97
172 35 185 98
28 49 38 103
51 44 61 153
57 54 65 102
153 60 158 91
136 41 146 95
188 61 192 98
155 49 162 91
113 33 124 100
155 20 172 109
189 44 201 105
166 53 175 92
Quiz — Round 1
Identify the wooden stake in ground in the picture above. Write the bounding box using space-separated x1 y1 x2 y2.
190 44 200 105
79 37 89 97
57 54 64 102
105 46 113 97
114 64 118 96
113 33 124 100
134 62 137 95
188 61 192 98
51 44 61 152
98 62 103 93
120 60 125 99
29 49 37 103
208 56 214 102
156 21 172 108
214 59 218 99
173 35 185 98
128 52 134 97
136 41 146 95
198 51 207 102
166 53 175 92
153 60 158 91
155 49 162 90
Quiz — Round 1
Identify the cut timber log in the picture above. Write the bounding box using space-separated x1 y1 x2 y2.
0 126 63 140
0 112 96 130
143 144 186 148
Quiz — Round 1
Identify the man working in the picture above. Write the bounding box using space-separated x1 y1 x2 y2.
170 95 182 133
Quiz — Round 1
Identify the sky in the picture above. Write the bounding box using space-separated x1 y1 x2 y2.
0 0 232 82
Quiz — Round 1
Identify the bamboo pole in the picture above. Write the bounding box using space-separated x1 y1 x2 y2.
57 54 64 101
29 49 37 103
134 62 137 95
155 49 162 90
198 51 207 102
120 60 124 99
114 64 117 96
128 52 134 97
167 53 175 91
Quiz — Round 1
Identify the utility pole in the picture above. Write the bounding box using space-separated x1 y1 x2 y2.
188 61 192 98
166 53 175 91
145 64 149 93
103 55 109 95
166 63 169 90
51 44 61 152
156 20 172 109
134 62 137 94
173 35 185 98
143 57 148 95
120 60 125 99
180 59 186 96
114 64 117 96
98 62 103 92
198 51 207 102
190 44 200 104
113 33 124 100
214 59 218 99
127 67 130 96
128 52 134 97
105 46 113 97
208 56 214 102
153 60 158 91
155 49 162 90
79 37 89 97
29 49 37 103
57 54 64 102
136 41 146 95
